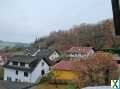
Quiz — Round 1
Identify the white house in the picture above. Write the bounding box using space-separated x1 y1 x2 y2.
25 48 60 62
0 52 14 66
67 47 95 59
3 55 51 83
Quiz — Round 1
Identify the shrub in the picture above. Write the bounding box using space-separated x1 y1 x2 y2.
65 84 76 89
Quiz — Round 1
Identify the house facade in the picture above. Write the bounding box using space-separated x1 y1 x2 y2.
25 48 60 62
67 47 95 59
51 60 78 83
4 55 50 83
0 52 14 66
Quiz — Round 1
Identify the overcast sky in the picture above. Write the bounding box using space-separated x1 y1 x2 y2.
0 0 113 43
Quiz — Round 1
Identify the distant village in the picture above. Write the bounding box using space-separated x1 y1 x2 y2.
0 0 119 89
0 46 119 89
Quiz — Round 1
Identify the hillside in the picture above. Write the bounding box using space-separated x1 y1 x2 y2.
32 19 120 51
0 40 30 49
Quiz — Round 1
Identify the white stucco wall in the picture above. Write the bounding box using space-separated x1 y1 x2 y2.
68 49 95 59
49 51 60 61
4 68 31 83
31 59 50 83
4 59 50 83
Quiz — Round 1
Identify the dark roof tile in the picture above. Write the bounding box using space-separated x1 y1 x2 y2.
0 80 34 89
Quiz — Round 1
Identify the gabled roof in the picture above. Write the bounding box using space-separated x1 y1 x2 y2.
35 48 59 57
4 55 54 72
0 80 33 89
9 55 37 64
25 48 60 57
24 48 38 56
4 55 40 72
53 60 74 71
24 48 60 66
67 47 94 54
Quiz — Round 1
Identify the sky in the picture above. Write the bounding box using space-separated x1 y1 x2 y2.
0 0 113 43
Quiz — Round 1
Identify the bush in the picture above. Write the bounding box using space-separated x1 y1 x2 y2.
0 67 4 80
65 84 76 89
39 76 48 84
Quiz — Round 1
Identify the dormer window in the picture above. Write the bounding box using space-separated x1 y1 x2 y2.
24 72 28 77
12 61 18 66
25 64 29 68
9 62 13 65
20 62 25 67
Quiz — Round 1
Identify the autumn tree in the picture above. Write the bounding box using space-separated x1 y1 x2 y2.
32 19 119 50
72 52 118 88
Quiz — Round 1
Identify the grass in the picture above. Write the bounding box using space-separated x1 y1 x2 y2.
33 73 77 89
33 82 66 89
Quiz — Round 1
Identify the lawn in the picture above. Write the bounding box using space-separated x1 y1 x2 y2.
32 82 66 89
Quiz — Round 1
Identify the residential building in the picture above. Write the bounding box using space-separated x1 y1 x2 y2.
67 47 95 59
0 52 14 66
25 48 60 62
51 60 78 83
3 55 51 83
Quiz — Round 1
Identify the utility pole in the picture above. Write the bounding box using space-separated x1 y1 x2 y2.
111 0 120 35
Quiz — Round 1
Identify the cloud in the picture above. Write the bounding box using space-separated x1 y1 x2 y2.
0 0 112 43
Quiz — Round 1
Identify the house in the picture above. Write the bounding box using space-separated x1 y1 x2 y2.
3 55 51 83
0 52 14 66
0 80 33 89
25 48 60 62
51 60 78 83
67 47 95 59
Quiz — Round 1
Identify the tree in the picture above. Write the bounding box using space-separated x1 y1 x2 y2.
72 52 118 88
32 19 119 50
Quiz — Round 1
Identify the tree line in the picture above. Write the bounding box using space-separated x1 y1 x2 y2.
32 19 120 51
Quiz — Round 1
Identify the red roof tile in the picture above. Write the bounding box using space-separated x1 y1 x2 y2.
67 47 94 54
53 60 74 71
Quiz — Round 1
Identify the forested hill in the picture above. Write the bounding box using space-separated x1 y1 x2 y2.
32 19 120 51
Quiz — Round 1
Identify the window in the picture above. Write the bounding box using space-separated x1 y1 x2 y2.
15 78 18 81
20 62 25 67
41 70 45 76
24 72 28 77
42 62 44 66
16 71 18 75
12 61 18 66
7 77 11 81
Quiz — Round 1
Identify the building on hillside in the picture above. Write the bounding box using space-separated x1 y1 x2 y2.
113 54 120 64
51 60 78 83
67 47 95 59
25 48 60 62
0 52 14 66
3 55 51 83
